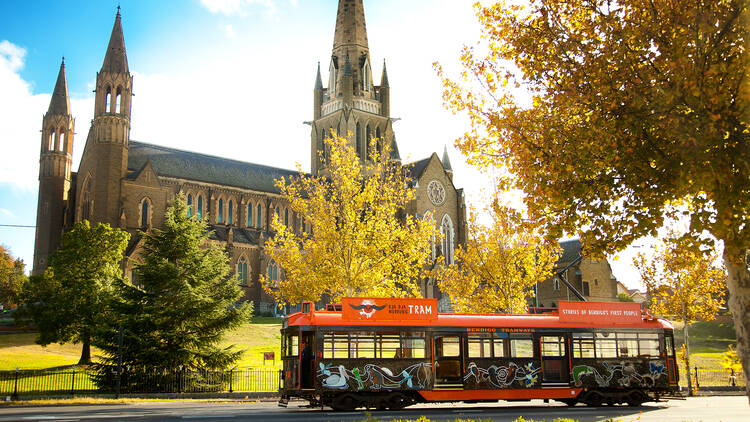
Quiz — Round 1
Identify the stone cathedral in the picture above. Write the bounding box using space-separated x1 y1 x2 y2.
32 0 467 314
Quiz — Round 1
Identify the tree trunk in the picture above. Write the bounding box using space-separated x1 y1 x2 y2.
78 329 91 365
682 315 693 397
723 245 750 403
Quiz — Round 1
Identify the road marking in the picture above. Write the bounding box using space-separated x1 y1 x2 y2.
182 416 235 419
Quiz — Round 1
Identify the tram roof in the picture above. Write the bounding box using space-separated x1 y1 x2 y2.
283 309 673 331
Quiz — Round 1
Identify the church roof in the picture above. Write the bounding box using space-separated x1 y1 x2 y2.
210 226 261 245
47 58 71 115
127 141 303 193
559 238 582 263
101 8 129 74
442 145 453 171
403 157 431 180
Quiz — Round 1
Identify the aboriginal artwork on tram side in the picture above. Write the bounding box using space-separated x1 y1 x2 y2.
572 361 666 388
318 362 432 391
463 361 541 388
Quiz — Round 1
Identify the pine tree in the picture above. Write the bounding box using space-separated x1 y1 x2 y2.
95 198 251 378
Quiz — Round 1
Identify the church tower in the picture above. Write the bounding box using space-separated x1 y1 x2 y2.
311 0 399 175
33 59 75 275
76 7 133 227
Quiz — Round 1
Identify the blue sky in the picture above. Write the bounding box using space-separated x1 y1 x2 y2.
0 0 649 288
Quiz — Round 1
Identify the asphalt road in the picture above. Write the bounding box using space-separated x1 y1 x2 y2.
0 396 747 422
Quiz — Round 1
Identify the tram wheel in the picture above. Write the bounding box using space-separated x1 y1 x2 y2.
387 393 411 410
584 392 604 407
626 391 646 407
331 394 358 411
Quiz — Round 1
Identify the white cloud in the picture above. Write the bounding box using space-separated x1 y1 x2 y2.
0 40 47 191
224 24 236 39
200 0 278 17
0 208 14 218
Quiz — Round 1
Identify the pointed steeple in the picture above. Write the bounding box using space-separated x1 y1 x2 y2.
442 145 453 171
47 58 71 115
333 0 369 57
314 61 323 90
381 59 389 87
101 7 129 73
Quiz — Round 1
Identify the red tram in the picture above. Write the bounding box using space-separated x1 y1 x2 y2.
279 298 679 411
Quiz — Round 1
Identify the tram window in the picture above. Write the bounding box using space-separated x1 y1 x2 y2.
323 333 349 359
350 332 375 358
494 338 506 357
510 335 534 358
595 332 617 358
285 333 299 357
572 333 595 358
541 336 565 357
436 336 461 357
468 334 493 358
402 333 426 358
638 333 661 357
618 333 639 357
377 333 401 358
665 335 675 356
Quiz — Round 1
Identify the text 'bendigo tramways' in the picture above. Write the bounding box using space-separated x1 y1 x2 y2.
342 297 438 322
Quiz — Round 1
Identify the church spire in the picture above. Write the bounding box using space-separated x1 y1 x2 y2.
381 59 389 87
314 61 323 90
48 58 71 116
333 0 369 57
101 7 129 73
442 145 453 172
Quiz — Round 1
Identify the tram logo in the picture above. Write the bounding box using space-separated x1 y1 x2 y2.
349 299 386 319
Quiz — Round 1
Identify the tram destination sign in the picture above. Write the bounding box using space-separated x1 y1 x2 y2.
342 297 438 322
558 301 642 324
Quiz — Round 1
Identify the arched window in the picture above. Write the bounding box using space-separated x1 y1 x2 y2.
553 277 560 291
197 195 203 219
247 203 253 227
237 257 248 285
187 194 193 217
115 87 122 114
284 208 289 226
268 260 279 285
218 199 224 223
356 123 362 157
48 130 55 151
140 198 151 229
365 124 372 159
275 206 280 218
105 88 111 113
376 127 382 156
328 59 337 96
441 214 454 265
81 176 92 221
257 204 262 227
59 132 66 152
228 200 234 225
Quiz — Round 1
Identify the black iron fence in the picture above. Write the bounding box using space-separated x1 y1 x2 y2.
679 367 747 388
0 368 281 399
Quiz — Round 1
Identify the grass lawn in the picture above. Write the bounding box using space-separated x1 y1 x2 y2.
0 317 282 371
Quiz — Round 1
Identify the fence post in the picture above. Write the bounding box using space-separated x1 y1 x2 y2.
694 366 699 389
11 368 19 401
731 368 737 387
71 366 77 397
229 369 233 393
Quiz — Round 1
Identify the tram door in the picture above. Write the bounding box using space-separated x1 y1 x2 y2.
539 334 570 385
433 334 463 388
300 331 315 389
282 330 300 390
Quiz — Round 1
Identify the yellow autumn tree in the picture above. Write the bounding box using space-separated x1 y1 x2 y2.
261 133 437 305
437 0 749 396
436 204 561 314
634 234 727 396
